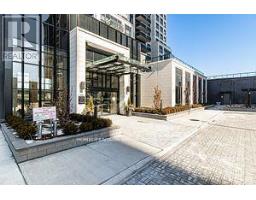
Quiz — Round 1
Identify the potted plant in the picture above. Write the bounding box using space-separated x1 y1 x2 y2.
125 97 134 117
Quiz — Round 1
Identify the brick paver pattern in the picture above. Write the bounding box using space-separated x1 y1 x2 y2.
123 112 256 185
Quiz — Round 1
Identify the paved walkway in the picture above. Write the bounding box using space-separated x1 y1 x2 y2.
17 110 218 184
0 128 25 184
122 111 256 185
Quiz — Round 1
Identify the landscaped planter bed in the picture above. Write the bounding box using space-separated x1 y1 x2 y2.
132 106 211 120
1 123 120 163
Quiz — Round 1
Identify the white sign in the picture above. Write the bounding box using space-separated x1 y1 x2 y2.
33 106 57 122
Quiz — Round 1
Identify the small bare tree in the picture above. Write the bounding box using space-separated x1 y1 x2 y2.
153 86 161 110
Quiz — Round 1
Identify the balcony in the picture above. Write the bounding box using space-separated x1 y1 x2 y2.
135 14 150 25
136 31 150 43
135 20 147 32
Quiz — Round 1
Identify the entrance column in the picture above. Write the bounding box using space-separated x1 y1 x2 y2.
69 28 86 114
119 74 130 115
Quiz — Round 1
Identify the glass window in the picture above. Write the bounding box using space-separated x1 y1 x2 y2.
121 34 127 47
42 14 54 25
176 68 183 104
12 62 22 89
156 23 159 30
56 30 69 50
125 25 131 37
24 89 39 117
24 49 39 65
100 22 108 38
56 15 69 30
111 76 118 89
156 31 159 37
42 23 54 49
12 88 22 116
156 15 159 22
108 27 116 42
116 31 122 44
24 17 40 50
42 67 53 90
56 69 67 90
57 55 68 69
24 64 39 90
42 53 54 67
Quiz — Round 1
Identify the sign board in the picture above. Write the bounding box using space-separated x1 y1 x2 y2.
78 96 86 104
33 106 57 122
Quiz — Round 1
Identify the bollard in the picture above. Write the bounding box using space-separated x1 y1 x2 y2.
53 120 58 137
37 121 43 140
94 105 98 119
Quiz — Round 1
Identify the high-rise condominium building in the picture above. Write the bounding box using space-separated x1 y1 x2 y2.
150 14 171 61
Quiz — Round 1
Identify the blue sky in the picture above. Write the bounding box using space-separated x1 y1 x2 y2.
167 14 256 76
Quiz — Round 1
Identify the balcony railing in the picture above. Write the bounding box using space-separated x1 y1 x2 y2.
207 72 256 80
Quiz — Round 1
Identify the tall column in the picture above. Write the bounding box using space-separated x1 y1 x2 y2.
205 79 208 104
201 77 204 104
69 28 86 114
182 70 186 105
190 73 193 105
171 65 176 107
196 75 199 104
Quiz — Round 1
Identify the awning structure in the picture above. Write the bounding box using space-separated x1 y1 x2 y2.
86 55 151 76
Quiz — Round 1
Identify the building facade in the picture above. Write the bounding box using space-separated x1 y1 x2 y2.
0 14 69 119
0 14 150 119
207 72 256 105
133 14 151 60
140 56 207 108
0 14 206 120
150 14 172 62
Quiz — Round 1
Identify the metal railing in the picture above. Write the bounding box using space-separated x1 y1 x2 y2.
207 71 256 80
148 53 205 76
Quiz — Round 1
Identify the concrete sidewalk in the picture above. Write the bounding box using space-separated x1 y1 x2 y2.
1 110 222 185
19 135 161 184
0 129 25 184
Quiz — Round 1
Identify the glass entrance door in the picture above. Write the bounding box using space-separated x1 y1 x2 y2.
86 72 119 115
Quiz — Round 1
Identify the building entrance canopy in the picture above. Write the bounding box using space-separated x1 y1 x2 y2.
86 55 151 76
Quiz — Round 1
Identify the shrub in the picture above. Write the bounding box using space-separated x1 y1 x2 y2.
68 113 112 132
6 115 36 140
103 118 112 127
192 104 203 108
79 122 93 132
6 115 23 128
92 118 105 129
63 121 78 135
16 123 36 140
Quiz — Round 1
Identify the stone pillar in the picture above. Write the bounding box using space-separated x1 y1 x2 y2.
196 75 199 104
205 79 208 104
119 74 130 115
201 77 204 104
182 70 186 105
69 28 86 114
190 73 193 105
170 64 176 107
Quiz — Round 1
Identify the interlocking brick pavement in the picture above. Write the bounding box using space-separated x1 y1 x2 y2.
122 111 256 185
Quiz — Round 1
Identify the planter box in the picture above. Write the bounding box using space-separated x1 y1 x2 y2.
1 123 120 163
132 106 210 121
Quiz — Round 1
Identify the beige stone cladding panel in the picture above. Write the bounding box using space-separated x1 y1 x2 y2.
141 60 172 108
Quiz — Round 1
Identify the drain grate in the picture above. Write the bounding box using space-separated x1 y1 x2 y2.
190 119 200 121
